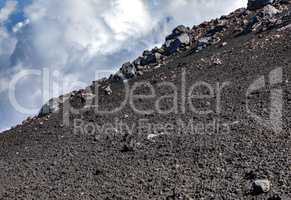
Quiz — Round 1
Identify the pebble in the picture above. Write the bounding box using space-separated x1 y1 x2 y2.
147 134 159 140
213 58 223 65
147 133 165 140
221 42 228 47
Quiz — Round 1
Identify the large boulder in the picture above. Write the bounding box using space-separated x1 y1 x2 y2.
247 0 274 10
173 25 188 34
165 39 181 54
244 3 282 33
119 62 136 79
177 33 191 45
163 25 191 54
166 25 189 40
165 33 191 54
154 52 162 62
133 57 142 66
140 50 156 65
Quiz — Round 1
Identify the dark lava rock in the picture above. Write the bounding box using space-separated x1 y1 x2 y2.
38 97 63 117
245 170 257 180
248 0 275 10
120 145 134 153
141 51 157 66
119 62 136 79
165 33 190 54
166 25 189 40
163 25 191 54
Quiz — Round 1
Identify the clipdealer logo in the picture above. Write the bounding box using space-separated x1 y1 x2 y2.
246 68 283 133
6 66 284 135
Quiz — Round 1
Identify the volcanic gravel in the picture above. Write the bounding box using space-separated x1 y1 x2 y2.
1 9 291 200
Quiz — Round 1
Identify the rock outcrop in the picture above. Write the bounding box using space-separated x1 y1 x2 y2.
164 25 191 54
248 0 290 10
38 98 61 117
248 0 275 10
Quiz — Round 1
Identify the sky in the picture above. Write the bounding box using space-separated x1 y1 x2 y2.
0 0 248 132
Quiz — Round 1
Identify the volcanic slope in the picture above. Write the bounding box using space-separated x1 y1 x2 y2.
1 3 291 200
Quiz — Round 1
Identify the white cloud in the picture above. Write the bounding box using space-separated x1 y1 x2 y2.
23 0 156 62
0 28 17 61
0 77 9 93
151 0 248 27
12 19 30 33
102 0 153 41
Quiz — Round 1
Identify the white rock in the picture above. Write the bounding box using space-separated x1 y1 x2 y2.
253 179 271 193
177 33 190 45
155 52 162 62
147 133 165 140
147 134 159 140
213 58 223 65
221 42 228 47
104 85 112 95
262 5 280 17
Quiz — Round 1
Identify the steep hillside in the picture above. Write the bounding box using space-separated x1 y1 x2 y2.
1 1 291 199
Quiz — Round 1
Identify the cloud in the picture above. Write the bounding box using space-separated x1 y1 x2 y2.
12 18 29 33
150 0 248 27
102 0 153 42
0 77 9 93
23 0 155 59
0 0 17 23
0 0 248 130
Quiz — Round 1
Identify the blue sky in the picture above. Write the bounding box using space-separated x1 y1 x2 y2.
0 0 247 131
1 0 29 31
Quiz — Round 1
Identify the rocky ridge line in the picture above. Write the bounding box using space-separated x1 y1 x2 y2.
36 0 291 118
